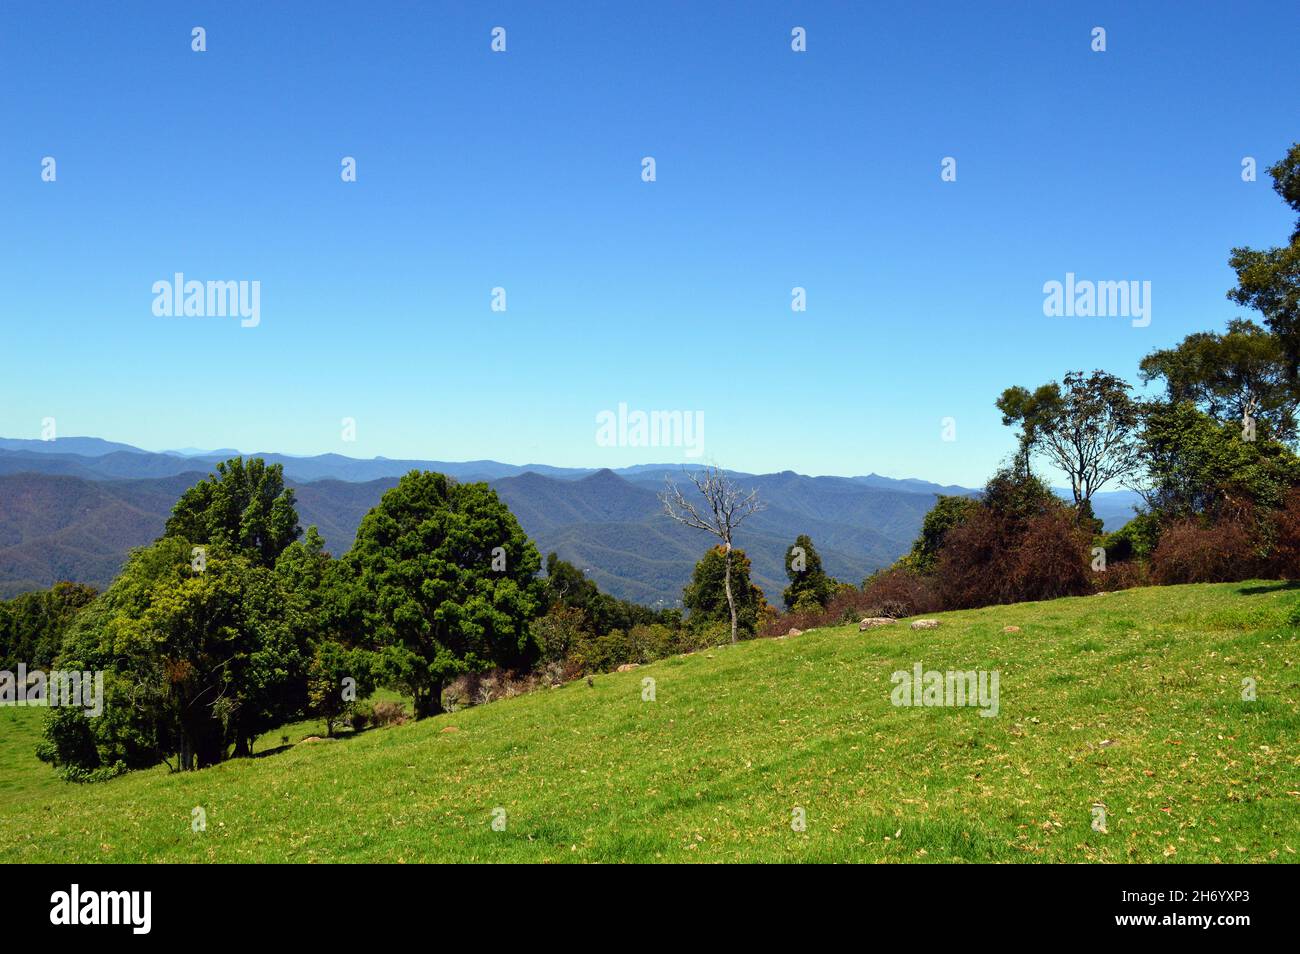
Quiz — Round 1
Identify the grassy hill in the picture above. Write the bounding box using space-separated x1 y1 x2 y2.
1 582 1297 863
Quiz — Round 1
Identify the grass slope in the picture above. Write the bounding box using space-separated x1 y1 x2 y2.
2 582 1297 863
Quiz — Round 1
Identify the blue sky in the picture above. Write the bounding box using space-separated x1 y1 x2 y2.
1 1 1295 485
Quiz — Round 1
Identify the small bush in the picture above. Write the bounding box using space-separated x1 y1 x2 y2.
346 705 371 732
861 567 940 618
369 701 409 727
1093 558 1151 592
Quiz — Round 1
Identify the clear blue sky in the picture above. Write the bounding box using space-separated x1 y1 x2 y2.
1 1 1295 485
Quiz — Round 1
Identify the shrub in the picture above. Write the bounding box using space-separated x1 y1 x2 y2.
1007 509 1093 602
1102 512 1161 563
1093 558 1151 592
346 705 371 732
1271 489 1300 580
1150 517 1254 584
531 603 589 663
861 567 940 618
369 700 409 727
936 508 1009 609
938 501 1091 609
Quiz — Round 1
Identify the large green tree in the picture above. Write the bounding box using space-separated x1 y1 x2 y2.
1228 143 1300 376
997 370 1141 520
1133 400 1300 519
41 538 310 774
165 457 301 567
345 472 542 719
1139 318 1298 443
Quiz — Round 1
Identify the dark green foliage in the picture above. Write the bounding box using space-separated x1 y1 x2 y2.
540 552 677 636
1228 143 1300 375
165 457 301 567
683 546 767 638
1140 318 1298 444
781 534 837 611
904 495 980 573
1102 512 1162 562
1135 400 1300 519
345 472 543 718
980 467 1060 527
0 582 97 671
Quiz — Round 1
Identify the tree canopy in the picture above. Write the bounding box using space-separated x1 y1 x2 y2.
1228 142 1300 376
165 457 301 567
1140 318 1298 444
782 534 836 611
345 472 542 718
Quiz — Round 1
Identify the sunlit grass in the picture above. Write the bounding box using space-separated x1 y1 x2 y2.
2 582 1297 863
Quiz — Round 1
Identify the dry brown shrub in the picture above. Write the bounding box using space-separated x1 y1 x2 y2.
1151 517 1254 585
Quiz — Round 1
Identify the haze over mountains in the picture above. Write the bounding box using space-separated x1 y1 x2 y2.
0 438 1143 604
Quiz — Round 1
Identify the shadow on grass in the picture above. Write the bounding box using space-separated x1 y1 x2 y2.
249 725 384 759
1237 580 1300 595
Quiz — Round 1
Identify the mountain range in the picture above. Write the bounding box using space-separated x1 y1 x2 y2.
0 438 1143 605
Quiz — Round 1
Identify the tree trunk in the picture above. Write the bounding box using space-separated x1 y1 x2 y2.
723 543 738 644
414 683 444 719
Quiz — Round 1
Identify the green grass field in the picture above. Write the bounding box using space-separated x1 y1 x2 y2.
2 581 1297 863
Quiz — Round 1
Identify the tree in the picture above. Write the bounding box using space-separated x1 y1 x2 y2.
165 457 301 567
781 534 836 611
307 640 376 737
659 466 765 643
682 546 767 638
530 602 590 663
1139 318 1298 444
1132 400 1300 519
994 382 1062 477
345 472 542 719
1228 143 1300 376
997 370 1141 520
41 538 310 773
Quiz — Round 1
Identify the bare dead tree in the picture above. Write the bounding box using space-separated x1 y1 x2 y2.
659 465 765 643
